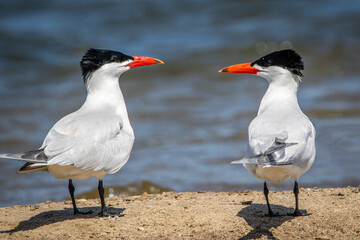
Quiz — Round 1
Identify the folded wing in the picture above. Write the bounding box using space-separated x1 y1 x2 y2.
42 112 134 174
231 140 297 165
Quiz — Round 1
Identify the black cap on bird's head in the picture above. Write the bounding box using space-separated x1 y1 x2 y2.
80 48 133 82
251 49 304 77
80 48 164 83
219 49 304 78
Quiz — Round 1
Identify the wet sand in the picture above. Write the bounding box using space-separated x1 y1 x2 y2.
0 187 359 239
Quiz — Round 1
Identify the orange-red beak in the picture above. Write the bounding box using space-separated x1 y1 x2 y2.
219 62 260 74
127 56 164 69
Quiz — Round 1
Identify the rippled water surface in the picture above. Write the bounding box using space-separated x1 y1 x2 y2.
0 0 359 206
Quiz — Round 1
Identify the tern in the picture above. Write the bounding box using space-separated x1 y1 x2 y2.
0 48 163 216
219 49 316 216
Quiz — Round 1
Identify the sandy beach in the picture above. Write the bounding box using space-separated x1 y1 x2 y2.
0 187 359 240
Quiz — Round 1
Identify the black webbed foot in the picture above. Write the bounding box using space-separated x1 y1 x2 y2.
97 208 114 217
74 209 93 215
287 209 311 216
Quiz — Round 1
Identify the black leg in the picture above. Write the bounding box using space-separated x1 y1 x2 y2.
264 181 277 217
97 180 110 217
288 181 310 216
294 181 299 213
68 179 78 214
68 179 92 215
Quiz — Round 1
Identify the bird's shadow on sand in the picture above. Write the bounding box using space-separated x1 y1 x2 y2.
0 206 125 234
236 204 309 240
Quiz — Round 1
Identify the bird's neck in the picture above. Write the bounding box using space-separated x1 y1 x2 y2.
258 76 300 115
82 72 130 123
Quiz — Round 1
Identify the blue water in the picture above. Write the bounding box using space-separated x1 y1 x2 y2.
0 0 359 207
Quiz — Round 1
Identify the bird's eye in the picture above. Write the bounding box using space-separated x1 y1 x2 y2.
111 55 118 61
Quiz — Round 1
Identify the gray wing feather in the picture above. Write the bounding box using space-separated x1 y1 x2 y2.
264 141 297 155
0 148 47 163
231 156 293 165
18 162 48 173
231 141 297 166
